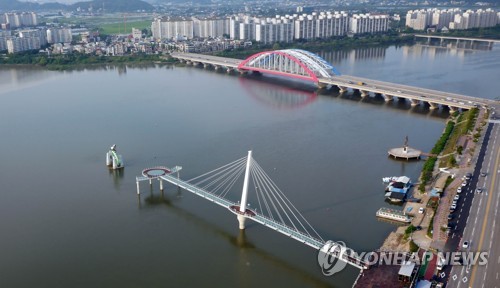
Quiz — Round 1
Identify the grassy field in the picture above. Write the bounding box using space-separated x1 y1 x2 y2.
97 20 151 35
42 15 152 35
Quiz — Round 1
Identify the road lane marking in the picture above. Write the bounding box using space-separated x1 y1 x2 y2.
470 147 500 286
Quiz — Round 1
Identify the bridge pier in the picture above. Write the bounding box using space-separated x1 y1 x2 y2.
382 94 393 102
410 99 420 107
317 82 327 89
214 65 220 71
159 178 163 191
428 102 438 110
359 90 369 97
237 214 246 230
203 63 210 69
338 86 347 93
449 106 457 114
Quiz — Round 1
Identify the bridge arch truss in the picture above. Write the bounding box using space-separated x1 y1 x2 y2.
238 49 341 83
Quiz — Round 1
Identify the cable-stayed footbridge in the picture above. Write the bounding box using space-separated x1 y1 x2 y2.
136 151 369 270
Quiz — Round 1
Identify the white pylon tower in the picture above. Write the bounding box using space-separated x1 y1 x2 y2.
237 150 252 230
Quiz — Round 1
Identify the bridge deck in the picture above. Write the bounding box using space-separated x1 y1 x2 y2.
414 34 500 43
171 52 495 109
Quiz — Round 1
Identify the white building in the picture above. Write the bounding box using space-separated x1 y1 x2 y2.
47 28 72 44
193 17 229 38
294 11 350 39
151 17 194 40
349 14 389 34
132 28 142 40
406 9 433 30
407 8 498 31
0 12 38 28
19 29 47 46
255 17 294 44
6 36 41 54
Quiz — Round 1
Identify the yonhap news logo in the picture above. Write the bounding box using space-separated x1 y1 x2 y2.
317 241 349 276
318 241 489 276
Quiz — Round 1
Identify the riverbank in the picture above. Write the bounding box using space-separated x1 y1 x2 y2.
0 52 176 70
214 33 415 59
378 107 486 254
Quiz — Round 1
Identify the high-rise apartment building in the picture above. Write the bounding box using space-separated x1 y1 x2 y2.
47 28 72 44
151 17 194 40
349 14 389 34
192 17 229 38
255 17 294 44
407 8 498 30
0 12 38 28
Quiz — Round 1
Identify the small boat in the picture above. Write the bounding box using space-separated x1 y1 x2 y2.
376 207 411 223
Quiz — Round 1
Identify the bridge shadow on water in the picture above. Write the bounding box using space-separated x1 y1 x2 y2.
138 187 335 287
235 72 449 119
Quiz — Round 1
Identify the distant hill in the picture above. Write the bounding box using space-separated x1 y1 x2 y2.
0 0 153 12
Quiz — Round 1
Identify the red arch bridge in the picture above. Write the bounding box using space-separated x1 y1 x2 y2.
171 49 496 112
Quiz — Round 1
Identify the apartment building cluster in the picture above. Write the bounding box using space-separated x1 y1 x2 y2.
152 11 390 43
0 28 72 54
0 12 38 29
406 8 499 31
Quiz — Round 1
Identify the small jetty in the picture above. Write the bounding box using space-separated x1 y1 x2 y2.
376 207 412 223
388 136 422 160
106 144 124 170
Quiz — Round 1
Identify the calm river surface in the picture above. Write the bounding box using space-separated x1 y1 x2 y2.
1 43 499 288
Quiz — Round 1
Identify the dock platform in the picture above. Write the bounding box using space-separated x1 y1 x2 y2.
388 146 422 160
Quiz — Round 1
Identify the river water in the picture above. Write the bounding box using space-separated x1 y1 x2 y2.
1 42 499 288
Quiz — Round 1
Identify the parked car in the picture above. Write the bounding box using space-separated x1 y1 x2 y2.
476 188 483 193
454 195 460 201
418 207 425 214
447 214 454 220
461 181 467 187
462 240 470 249
457 187 462 194
450 204 457 211
480 172 487 177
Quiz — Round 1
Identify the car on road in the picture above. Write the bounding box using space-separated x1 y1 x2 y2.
457 187 462 194
418 207 425 214
462 240 470 249
476 187 483 193
480 172 487 177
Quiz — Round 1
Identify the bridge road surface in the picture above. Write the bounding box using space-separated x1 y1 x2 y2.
445 112 500 288
171 52 496 110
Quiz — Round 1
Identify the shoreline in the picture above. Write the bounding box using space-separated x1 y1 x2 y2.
378 107 487 254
